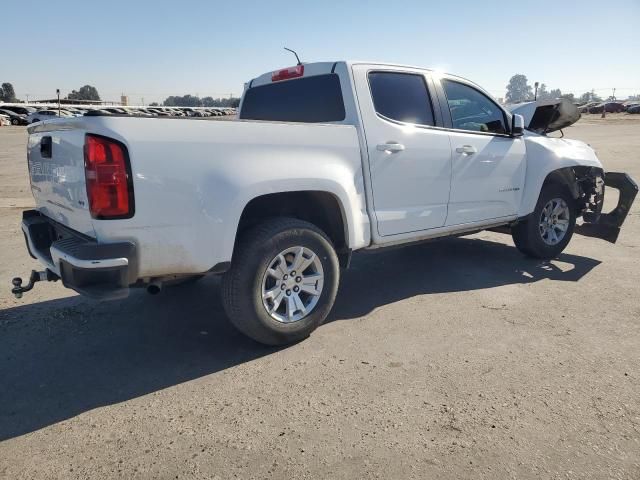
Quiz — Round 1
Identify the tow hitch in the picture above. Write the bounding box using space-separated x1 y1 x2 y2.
11 269 59 299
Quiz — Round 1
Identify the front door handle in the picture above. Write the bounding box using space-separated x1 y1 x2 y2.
377 142 405 153
455 145 477 155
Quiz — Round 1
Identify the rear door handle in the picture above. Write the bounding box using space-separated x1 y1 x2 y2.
455 145 477 155
377 142 405 153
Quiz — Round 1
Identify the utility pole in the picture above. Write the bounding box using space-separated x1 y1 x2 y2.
25 94 30 103
56 89 61 116
534 82 539 101
612 88 616 101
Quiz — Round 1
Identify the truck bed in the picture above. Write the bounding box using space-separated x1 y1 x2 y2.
26 116 368 279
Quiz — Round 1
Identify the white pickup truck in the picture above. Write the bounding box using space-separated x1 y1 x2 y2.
14 61 637 345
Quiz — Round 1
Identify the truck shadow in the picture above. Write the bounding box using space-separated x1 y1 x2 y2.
331 236 601 320
0 236 600 441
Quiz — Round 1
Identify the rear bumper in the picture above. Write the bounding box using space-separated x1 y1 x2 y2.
21 210 136 299
577 172 638 243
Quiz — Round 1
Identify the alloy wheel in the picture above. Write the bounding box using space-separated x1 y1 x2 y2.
261 246 324 323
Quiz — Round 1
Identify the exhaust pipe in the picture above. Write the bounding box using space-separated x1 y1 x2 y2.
146 281 162 295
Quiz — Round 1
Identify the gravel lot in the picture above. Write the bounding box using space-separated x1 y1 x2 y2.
1 116 639 479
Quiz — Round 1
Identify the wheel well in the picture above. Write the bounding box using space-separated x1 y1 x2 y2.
543 168 580 199
236 191 348 252
542 166 604 211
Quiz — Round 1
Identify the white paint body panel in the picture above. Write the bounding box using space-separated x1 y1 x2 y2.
446 131 527 225
518 132 603 217
27 129 96 237
25 61 604 283
29 116 369 278
351 64 452 236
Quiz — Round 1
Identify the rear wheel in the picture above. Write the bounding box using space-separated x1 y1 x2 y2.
11 118 19 125
222 218 339 345
512 184 576 259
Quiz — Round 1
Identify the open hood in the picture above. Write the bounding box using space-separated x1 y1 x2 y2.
506 99 581 134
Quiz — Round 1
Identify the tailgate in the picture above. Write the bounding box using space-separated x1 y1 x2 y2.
27 124 95 237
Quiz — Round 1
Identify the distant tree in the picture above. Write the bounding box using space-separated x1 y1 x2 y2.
0 82 16 102
560 93 575 102
548 88 562 99
163 94 240 108
201 96 216 107
163 94 201 107
536 83 549 100
627 94 640 101
534 84 570 101
505 74 533 103
67 85 101 101
578 91 602 103
148 102 159 106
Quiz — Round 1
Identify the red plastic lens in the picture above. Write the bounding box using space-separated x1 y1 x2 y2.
271 65 304 82
84 134 134 219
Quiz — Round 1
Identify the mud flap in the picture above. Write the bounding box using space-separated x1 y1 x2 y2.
576 172 638 243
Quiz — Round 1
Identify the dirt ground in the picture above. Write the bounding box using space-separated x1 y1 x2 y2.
1 115 639 479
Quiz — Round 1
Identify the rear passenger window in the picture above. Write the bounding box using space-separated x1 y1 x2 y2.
368 72 435 126
442 80 508 134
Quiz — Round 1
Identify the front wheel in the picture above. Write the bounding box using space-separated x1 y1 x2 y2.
512 184 576 259
222 218 340 345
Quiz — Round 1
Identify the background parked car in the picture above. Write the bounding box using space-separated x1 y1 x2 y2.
0 108 29 125
588 102 626 114
26 110 63 123
102 107 129 115
0 105 36 116
579 102 600 113
627 104 640 114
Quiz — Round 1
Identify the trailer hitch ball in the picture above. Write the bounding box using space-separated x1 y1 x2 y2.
11 270 59 299
11 278 24 299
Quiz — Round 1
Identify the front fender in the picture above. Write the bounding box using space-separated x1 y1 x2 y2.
518 134 603 217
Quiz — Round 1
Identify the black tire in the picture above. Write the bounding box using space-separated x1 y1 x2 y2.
512 184 576 259
11 118 19 125
221 218 340 345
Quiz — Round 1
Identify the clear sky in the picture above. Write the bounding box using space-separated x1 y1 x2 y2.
3 0 639 103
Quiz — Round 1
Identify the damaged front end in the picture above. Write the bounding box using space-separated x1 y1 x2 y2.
509 98 638 243
576 170 638 243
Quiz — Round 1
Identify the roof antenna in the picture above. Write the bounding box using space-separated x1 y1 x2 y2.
284 47 302 65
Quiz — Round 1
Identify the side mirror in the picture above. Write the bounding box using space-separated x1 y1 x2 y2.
511 114 525 137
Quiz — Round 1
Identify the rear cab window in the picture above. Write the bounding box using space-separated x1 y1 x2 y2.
368 71 435 126
240 74 346 123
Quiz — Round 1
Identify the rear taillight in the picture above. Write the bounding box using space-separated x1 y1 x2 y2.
271 65 304 82
84 134 134 219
